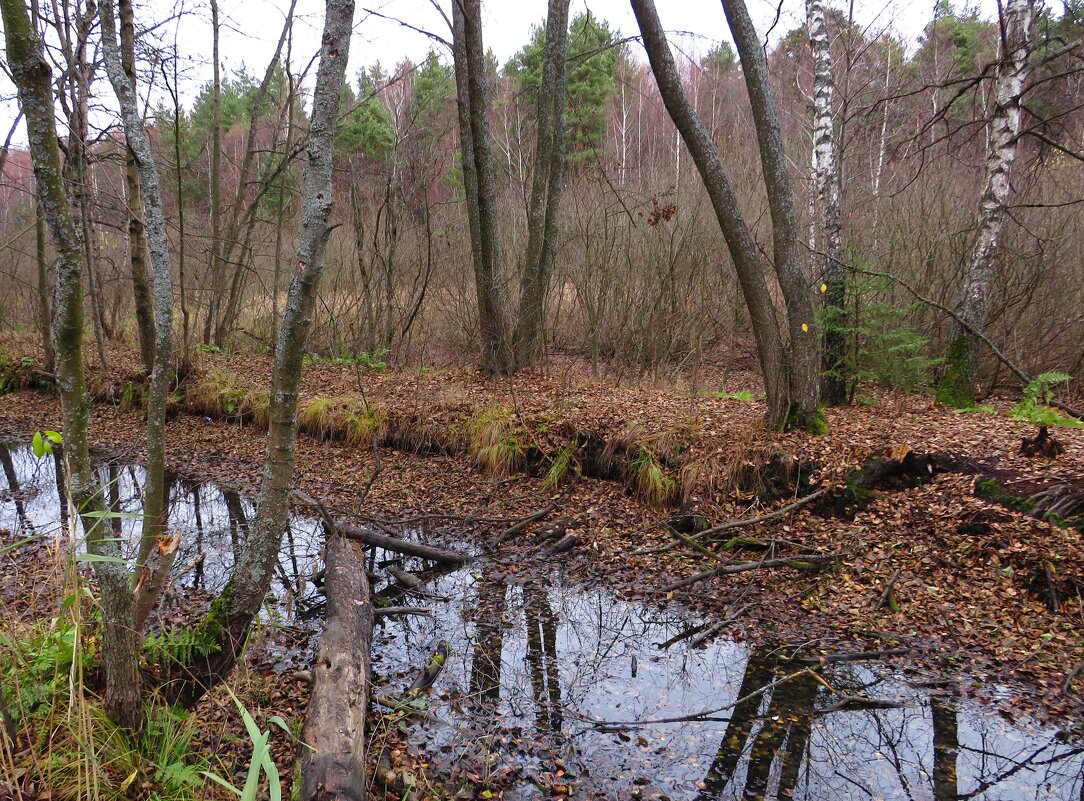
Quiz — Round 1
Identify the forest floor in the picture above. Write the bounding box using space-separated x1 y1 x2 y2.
1 336 1083 798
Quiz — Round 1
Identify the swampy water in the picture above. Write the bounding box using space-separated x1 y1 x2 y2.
1 441 1082 800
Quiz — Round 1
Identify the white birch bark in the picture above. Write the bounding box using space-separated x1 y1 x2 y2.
939 0 1035 405
807 0 847 404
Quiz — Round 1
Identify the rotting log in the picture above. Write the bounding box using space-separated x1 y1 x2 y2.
299 534 372 801
339 525 470 565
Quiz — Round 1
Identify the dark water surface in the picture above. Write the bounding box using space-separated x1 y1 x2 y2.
1 441 1081 800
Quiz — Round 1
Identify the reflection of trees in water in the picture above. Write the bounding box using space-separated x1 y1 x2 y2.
523 580 562 732
0 444 30 530
932 696 959 801
696 653 819 801
469 573 507 707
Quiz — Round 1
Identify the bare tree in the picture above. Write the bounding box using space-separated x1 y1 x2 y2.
513 0 571 367
452 0 515 375
99 0 177 631
1 0 141 729
631 0 790 428
119 0 156 374
938 0 1036 406
164 0 356 706
722 0 822 428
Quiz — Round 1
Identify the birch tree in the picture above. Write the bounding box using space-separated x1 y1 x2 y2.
1 0 142 729
807 0 848 405
937 0 1036 406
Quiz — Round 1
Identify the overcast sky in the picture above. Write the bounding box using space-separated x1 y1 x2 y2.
1 0 1000 148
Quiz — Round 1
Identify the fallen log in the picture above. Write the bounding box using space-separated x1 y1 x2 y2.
660 552 842 593
374 606 431 618
545 533 578 556
339 525 470 565
385 565 423 590
299 534 373 801
691 488 828 543
494 497 561 545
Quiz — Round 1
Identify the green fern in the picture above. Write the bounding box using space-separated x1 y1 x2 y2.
1011 372 1082 429
144 627 221 666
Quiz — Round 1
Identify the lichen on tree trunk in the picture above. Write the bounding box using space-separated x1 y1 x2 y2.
1 0 141 730
161 0 356 707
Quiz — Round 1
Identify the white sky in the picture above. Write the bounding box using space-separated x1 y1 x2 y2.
1 0 1000 148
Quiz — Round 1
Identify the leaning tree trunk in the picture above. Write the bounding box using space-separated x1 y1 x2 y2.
722 0 823 430
807 0 848 406
100 0 177 632
118 0 156 375
513 0 570 368
452 0 515 376
631 0 790 430
1 0 142 730
937 0 1035 407
163 0 355 707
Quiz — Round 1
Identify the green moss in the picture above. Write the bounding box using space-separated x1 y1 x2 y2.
785 405 830 435
936 338 974 408
975 478 1035 513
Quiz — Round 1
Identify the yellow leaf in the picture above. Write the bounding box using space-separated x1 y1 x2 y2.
119 771 138 792
820 283 828 293
801 323 809 332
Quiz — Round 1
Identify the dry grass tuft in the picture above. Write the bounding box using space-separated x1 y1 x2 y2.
466 406 527 477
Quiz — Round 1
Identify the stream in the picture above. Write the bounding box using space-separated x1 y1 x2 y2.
1 440 1082 800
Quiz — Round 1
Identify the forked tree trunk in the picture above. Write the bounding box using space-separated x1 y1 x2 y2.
807 0 848 406
1 0 141 730
118 0 156 374
100 0 177 632
452 0 515 376
165 0 355 707
631 0 790 429
721 0 822 430
513 0 570 367
938 0 1034 407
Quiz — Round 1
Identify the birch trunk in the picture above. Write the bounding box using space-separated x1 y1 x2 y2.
722 0 823 430
100 0 177 631
631 0 790 429
165 0 355 707
1 0 142 729
807 0 848 406
452 0 515 376
514 0 571 367
938 0 1035 407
